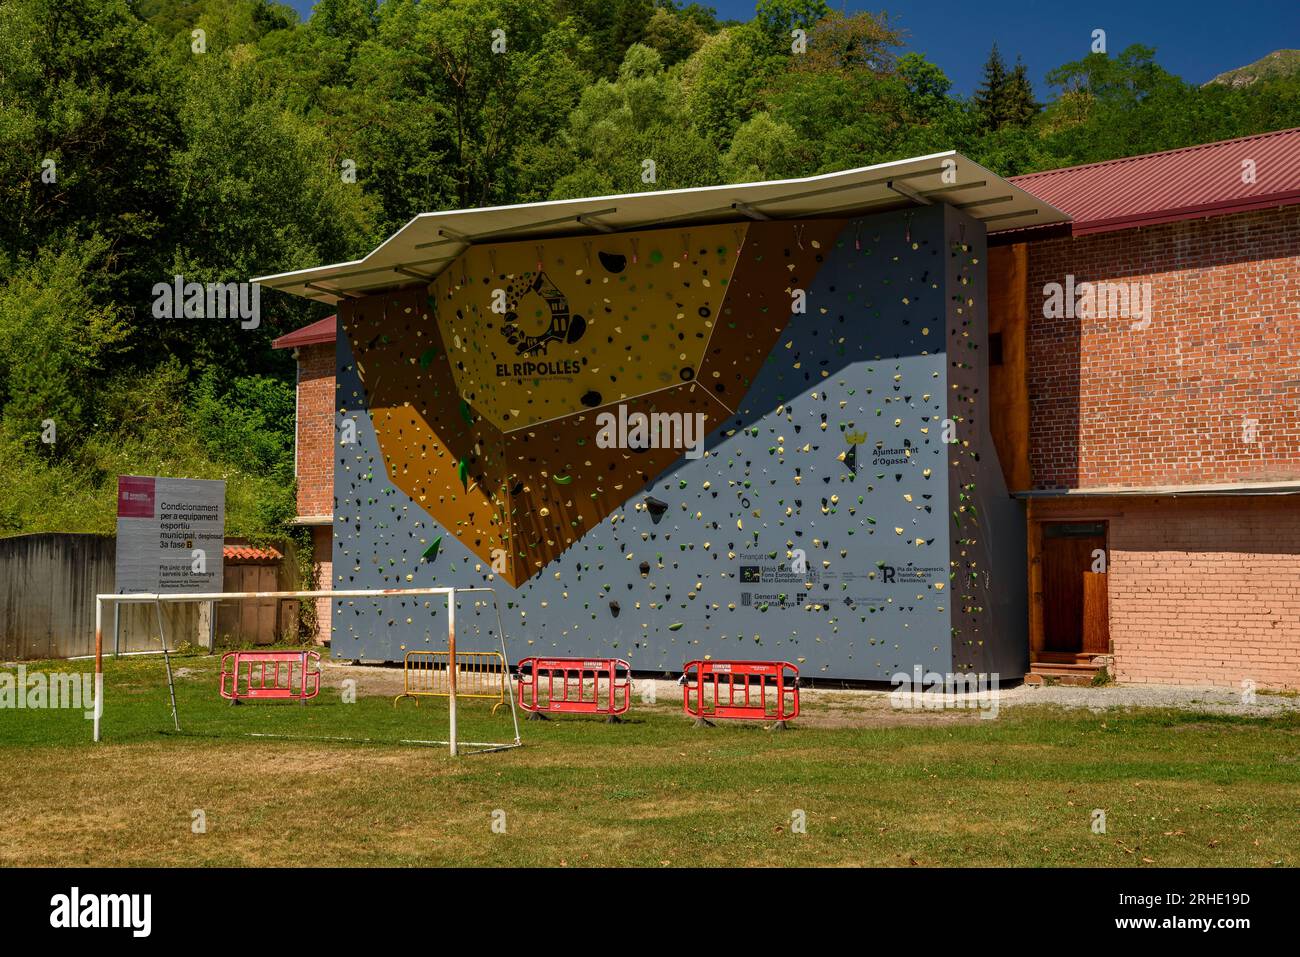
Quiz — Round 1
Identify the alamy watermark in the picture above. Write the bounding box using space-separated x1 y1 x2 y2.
889 666 1001 718
1 666 98 719
151 275 260 329
1042 274 1152 330
596 403 707 459
50 887 150 937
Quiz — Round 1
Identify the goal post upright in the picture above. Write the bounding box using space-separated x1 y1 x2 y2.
90 585 521 756
93 595 103 743
447 589 457 757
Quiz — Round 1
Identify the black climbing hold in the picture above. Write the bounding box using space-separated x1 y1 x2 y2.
598 251 626 273
580 389 602 407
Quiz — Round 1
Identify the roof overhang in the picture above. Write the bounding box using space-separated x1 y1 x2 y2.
253 151 1069 304
271 314 337 350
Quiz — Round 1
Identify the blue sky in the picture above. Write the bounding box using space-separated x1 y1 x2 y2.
283 0 1298 96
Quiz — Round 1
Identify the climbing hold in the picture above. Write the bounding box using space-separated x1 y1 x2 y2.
598 251 627 273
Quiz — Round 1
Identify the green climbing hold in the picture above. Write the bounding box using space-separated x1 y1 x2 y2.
422 536 442 561
459 399 473 424
458 459 468 488
553 473 573 485
668 622 684 631
418 348 438 369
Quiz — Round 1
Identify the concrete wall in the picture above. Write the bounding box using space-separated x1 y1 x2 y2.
0 533 303 659
0 533 199 659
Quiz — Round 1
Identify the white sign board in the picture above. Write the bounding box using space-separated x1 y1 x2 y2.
115 476 225 594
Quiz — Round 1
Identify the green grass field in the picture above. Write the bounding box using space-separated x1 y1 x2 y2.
0 653 1296 867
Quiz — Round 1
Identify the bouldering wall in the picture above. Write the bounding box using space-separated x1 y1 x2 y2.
332 203 1026 681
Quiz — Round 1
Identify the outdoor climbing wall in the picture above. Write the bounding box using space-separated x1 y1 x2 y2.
333 203 1026 681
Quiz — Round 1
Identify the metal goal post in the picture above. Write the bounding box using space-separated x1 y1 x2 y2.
91 586 522 756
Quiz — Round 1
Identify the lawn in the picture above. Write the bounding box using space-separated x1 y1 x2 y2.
0 653 1296 867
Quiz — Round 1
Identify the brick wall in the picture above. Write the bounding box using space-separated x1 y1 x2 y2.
294 340 335 642
295 341 335 517
1105 496 1300 689
310 524 332 645
1027 206 1300 490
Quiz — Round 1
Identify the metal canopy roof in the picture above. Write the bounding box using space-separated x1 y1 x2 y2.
253 150 1069 304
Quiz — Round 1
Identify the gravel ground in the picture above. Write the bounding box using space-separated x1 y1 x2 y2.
996 681 1300 715
315 660 1299 723
649 675 1300 719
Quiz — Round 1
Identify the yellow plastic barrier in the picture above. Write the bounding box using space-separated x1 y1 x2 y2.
393 651 507 714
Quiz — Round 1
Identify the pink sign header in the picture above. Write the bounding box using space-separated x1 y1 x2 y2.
116 476 156 518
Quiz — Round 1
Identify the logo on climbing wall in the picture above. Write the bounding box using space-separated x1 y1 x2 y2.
879 564 943 584
495 271 587 376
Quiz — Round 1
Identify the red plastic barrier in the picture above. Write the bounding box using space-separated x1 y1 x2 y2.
681 660 799 721
220 650 321 702
515 657 631 717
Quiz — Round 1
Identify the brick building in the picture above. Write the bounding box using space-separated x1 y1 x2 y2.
270 314 335 636
271 129 1300 689
1003 129 1300 688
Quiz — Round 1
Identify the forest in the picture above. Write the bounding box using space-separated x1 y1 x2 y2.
1 0 1297 544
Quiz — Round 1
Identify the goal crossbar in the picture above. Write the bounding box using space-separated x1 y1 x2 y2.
92 587 523 756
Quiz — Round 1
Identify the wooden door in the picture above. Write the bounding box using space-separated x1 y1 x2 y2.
1041 523 1107 655
1081 571 1110 655
217 564 279 645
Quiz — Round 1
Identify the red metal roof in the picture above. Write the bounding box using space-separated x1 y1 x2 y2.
271 315 336 349
1009 127 1300 235
223 544 284 562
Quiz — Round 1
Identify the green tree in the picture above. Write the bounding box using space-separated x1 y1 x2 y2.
551 44 721 196
973 43 1011 130
681 23 782 146
760 12 907 171
0 237 130 456
0 0 176 292
413 0 591 207
1004 57 1040 127
164 43 379 373
754 0 829 45
310 0 377 48
722 111 808 181
642 6 707 65
557 0 655 77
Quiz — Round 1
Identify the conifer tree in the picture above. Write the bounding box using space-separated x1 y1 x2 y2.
1004 56 1041 127
973 43 1010 129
